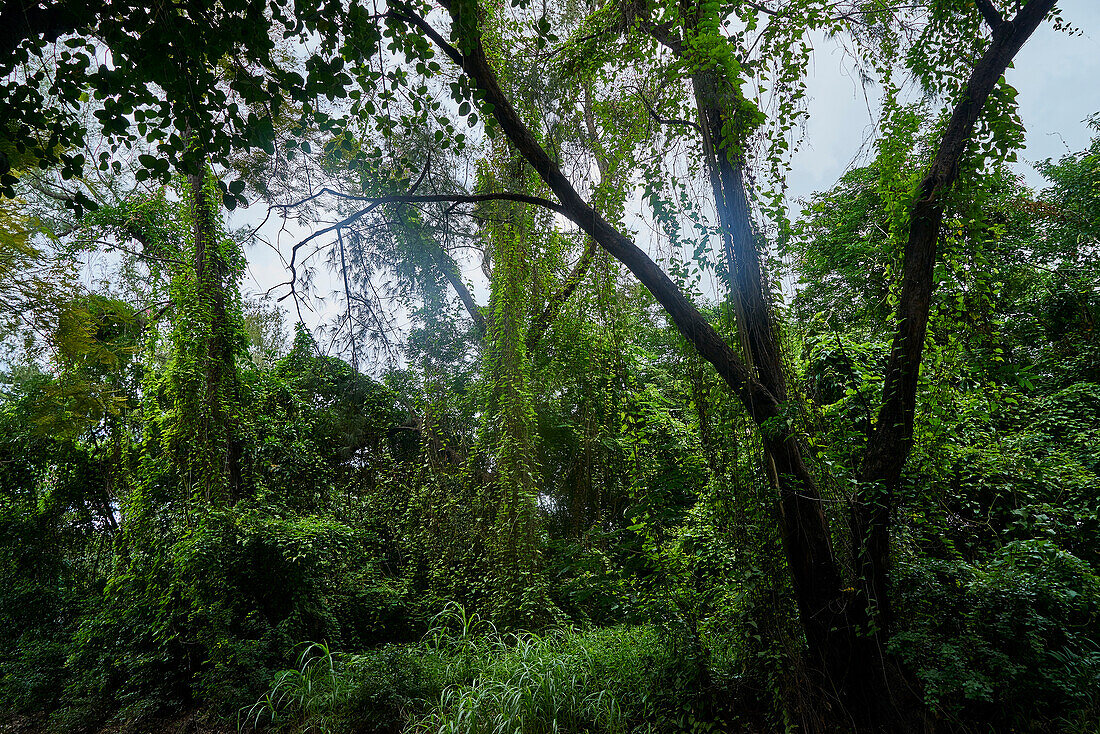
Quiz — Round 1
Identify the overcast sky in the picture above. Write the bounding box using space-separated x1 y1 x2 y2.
238 1 1100 350
789 0 1100 204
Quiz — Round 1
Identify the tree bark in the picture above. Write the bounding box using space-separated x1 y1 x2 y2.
855 0 1060 637
692 72 787 402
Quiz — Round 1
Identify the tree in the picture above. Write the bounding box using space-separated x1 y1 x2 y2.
362 0 1060 726
1 0 1073 727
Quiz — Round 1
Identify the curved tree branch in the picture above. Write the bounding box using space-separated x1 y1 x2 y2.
395 3 849 653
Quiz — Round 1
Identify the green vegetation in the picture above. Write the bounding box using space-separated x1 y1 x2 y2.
1 0 1098 732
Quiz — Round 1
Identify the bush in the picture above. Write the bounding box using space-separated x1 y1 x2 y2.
893 540 1100 730
53 506 408 730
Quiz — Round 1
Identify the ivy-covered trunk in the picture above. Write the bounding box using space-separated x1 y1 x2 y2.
478 160 548 625
173 163 244 506
683 18 873 724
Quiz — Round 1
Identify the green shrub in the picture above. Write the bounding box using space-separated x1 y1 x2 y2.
893 540 1100 730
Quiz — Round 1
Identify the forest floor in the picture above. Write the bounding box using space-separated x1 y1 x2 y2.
1 711 238 734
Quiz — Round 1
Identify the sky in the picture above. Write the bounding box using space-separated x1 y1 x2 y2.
788 0 1100 204
237 0 1100 351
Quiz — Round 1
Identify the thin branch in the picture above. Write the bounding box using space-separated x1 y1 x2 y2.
637 90 702 134
336 228 359 372
276 189 567 217
742 0 780 16
280 191 569 304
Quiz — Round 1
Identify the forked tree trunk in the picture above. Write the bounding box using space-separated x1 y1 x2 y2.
404 0 1060 727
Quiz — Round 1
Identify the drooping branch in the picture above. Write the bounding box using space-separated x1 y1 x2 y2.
276 154 494 333
277 190 566 306
336 228 360 372
277 191 568 248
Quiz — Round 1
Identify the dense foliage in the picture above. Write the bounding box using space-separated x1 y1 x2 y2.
1 0 1097 732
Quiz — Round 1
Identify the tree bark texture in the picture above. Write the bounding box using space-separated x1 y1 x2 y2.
855 0 1060 636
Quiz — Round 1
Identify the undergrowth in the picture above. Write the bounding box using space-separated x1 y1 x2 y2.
241 604 712 734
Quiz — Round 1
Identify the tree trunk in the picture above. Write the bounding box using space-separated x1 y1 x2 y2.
187 164 241 504
421 0 850 690
407 0 1059 727
855 0 1059 641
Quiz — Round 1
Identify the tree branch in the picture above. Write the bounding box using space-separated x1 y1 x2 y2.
637 90 702 134
396 2 779 425
275 189 568 217
855 0 1058 631
974 0 1004 29
435 243 486 334
741 0 779 17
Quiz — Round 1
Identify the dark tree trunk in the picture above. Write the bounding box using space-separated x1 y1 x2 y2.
403 0 1059 728
855 0 1060 640
686 25 881 722
416 2 849 696
692 72 786 402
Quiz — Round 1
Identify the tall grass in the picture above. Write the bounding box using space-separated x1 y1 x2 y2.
413 625 626 734
243 606 690 733
239 642 353 734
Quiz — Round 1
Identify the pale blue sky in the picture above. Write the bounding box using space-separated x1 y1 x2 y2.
789 0 1100 204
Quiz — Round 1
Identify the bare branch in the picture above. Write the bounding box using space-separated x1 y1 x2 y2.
637 90 702 134
275 189 567 217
